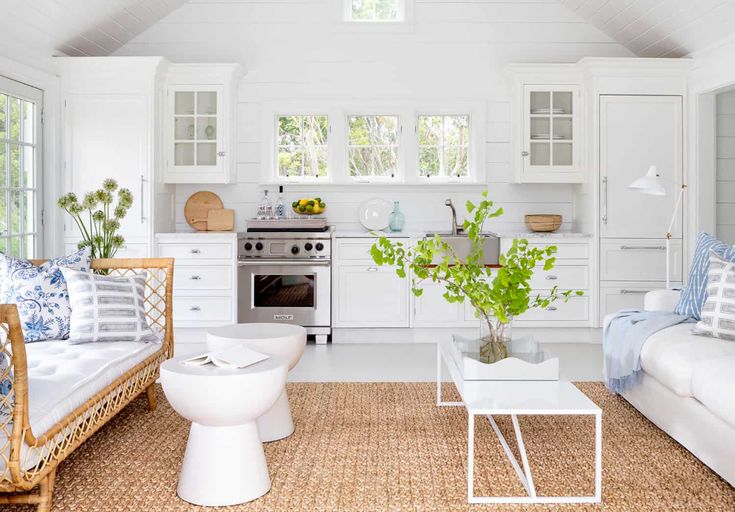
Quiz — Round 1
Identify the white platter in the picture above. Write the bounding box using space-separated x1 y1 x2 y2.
358 198 393 231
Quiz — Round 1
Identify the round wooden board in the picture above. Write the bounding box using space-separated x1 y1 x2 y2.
184 191 224 231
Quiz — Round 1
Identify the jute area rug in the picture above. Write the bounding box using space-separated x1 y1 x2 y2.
12 382 734 512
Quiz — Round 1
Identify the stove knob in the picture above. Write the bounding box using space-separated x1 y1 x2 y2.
243 242 253 251
315 242 324 252
255 242 264 251
291 245 300 255
304 242 313 251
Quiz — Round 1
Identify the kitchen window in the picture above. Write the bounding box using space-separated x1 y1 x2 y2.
348 115 399 179
0 77 43 258
418 114 469 179
277 115 329 179
346 0 404 22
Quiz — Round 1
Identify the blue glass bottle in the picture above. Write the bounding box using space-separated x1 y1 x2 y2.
389 201 405 232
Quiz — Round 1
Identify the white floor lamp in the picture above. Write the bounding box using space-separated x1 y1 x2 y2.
628 165 686 289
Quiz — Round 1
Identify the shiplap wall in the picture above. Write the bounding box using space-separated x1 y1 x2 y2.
716 90 735 244
115 0 633 233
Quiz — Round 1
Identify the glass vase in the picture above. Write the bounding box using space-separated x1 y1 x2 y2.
388 201 405 232
479 318 512 364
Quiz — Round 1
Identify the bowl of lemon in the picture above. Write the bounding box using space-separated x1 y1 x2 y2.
292 197 326 215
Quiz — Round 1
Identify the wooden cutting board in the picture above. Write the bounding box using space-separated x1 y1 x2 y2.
206 208 234 231
185 191 224 231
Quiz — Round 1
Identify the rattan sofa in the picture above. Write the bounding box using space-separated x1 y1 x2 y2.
0 258 174 512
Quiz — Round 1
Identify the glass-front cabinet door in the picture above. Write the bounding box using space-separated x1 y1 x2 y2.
167 85 226 182
522 85 581 181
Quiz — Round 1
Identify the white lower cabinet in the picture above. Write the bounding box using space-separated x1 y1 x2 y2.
335 265 409 327
155 233 237 333
413 280 465 327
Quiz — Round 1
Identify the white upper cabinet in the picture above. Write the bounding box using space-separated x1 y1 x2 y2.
164 64 244 184
507 65 584 183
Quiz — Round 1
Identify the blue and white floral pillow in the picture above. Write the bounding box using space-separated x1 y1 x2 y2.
0 248 92 342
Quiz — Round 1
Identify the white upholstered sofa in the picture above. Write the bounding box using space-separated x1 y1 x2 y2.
618 289 735 486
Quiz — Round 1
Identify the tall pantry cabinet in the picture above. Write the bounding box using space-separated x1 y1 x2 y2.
56 57 175 257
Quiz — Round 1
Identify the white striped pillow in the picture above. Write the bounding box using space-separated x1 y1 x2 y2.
61 269 158 344
692 252 735 342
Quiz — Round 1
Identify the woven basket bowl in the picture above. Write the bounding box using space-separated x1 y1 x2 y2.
525 214 562 232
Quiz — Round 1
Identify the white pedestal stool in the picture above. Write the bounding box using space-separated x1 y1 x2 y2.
161 354 288 506
206 323 307 442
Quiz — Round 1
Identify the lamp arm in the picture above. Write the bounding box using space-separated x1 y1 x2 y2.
666 185 686 238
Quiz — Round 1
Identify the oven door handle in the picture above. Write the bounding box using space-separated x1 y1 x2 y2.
238 259 331 267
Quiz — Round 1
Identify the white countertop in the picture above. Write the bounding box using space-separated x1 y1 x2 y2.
332 229 591 239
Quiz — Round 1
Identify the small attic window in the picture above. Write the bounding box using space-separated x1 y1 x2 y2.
346 0 404 22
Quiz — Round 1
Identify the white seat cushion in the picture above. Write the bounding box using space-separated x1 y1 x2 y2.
25 340 162 435
691 357 735 428
640 323 735 397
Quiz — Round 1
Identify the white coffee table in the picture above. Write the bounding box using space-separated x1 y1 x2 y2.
436 337 602 504
206 323 307 442
161 354 288 506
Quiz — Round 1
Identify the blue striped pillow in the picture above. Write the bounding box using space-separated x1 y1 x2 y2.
675 233 735 320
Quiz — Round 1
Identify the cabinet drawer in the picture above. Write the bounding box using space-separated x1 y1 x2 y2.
174 266 233 291
337 240 379 261
517 296 589 322
159 243 234 261
530 265 589 290
600 239 682 282
173 297 234 325
530 243 589 260
598 281 681 324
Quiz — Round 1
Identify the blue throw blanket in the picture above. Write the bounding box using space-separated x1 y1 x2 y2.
603 310 693 394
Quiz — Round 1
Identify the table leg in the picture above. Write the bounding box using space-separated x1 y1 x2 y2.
436 344 463 407
595 411 602 502
467 411 475 502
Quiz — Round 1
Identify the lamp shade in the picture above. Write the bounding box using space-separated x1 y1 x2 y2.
629 165 666 196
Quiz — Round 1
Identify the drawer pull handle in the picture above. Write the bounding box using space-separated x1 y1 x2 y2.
620 289 649 295
190 249 201 254
190 306 201 311
545 275 558 280
190 275 202 280
547 306 558 311
620 245 666 251
367 267 378 272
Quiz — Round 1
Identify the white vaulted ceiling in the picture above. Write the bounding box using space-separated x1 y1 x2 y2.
0 0 186 70
558 0 735 57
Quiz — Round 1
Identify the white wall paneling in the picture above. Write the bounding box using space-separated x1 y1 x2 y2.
716 90 735 244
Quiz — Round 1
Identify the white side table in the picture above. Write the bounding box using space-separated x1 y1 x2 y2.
207 323 307 442
161 354 288 506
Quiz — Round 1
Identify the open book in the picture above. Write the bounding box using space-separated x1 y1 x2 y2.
182 345 270 369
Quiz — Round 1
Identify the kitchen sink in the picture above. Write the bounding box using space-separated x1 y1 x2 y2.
423 232 500 265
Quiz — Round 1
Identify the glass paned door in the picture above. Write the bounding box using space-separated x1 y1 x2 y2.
0 76 42 257
526 86 576 170
172 88 221 168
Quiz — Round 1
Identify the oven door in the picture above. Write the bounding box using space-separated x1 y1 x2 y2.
238 260 331 327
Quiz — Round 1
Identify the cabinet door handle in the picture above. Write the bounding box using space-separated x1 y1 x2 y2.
620 289 649 295
190 306 201 311
601 176 608 224
546 306 558 311
140 174 146 224
366 267 378 272
217 151 226 157
190 275 202 280
521 150 529 157
545 275 558 280
190 249 201 254
620 245 666 251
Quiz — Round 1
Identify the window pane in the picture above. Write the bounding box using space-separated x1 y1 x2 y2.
348 116 399 178
21 100 34 144
444 146 468 177
350 0 400 21
419 116 441 145
197 117 217 140
351 0 375 20
174 143 195 165
197 92 217 115
9 237 20 257
23 191 35 235
376 148 397 176
196 143 216 165
419 147 440 177
277 115 328 179
279 147 304 178
9 144 19 187
0 94 6 139
372 116 398 145
0 191 6 235
175 117 195 140
23 235 35 259
348 147 370 176
445 115 469 145
376 0 398 19
348 116 370 145
0 143 6 187
10 191 20 237
8 97 20 141
0 238 6 253
22 145 33 188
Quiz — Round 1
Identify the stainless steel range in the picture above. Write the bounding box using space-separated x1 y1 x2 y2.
237 231 331 344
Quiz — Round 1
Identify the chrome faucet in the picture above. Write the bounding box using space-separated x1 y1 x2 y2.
445 199 463 235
